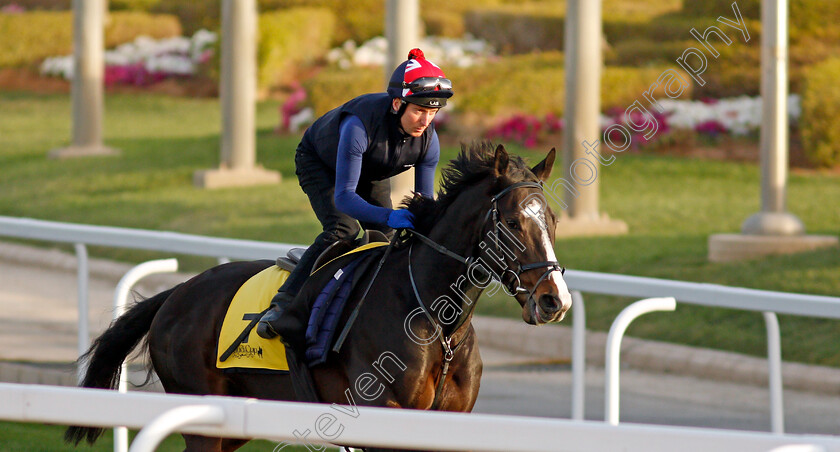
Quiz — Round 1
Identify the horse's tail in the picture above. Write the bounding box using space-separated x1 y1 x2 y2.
64 284 181 446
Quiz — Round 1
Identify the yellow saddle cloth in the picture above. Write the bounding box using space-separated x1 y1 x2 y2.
216 242 389 372
216 265 290 371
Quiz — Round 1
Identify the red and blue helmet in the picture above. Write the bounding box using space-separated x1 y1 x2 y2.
387 48 453 108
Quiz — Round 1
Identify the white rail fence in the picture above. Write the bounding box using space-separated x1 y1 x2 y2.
0 215 295 372
564 270 840 432
2 382 838 452
3 216 840 436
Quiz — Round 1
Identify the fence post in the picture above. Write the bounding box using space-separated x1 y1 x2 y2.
75 243 89 384
571 290 586 420
605 297 677 425
764 311 785 433
112 259 179 452
128 405 225 452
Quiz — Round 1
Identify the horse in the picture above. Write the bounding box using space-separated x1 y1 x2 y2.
65 142 573 451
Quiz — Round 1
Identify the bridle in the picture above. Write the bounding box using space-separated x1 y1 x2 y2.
484 181 565 301
406 180 565 409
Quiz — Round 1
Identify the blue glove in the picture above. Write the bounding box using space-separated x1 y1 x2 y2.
387 209 415 229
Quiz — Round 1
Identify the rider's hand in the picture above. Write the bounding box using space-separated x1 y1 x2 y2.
387 209 415 229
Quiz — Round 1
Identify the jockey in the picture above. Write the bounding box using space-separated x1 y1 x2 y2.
257 48 454 340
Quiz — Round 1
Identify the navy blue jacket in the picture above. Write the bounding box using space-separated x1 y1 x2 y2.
298 93 439 225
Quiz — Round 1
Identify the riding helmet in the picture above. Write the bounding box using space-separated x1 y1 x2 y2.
387 48 453 108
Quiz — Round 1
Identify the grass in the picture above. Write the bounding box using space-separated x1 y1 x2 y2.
0 421 315 451
1 91 839 370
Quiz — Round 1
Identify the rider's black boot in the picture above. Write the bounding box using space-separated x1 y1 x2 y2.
256 291 295 339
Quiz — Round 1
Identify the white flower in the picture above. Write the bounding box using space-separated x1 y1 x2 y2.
328 35 494 69
289 107 314 132
656 94 800 134
39 30 217 80
40 56 73 79
145 55 194 75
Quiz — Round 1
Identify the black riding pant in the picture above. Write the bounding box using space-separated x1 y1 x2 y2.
277 147 393 297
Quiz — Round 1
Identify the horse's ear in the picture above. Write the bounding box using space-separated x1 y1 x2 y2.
531 147 556 182
493 144 509 178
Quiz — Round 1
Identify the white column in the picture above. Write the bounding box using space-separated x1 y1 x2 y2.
193 0 280 188
558 0 626 236
563 0 601 221
708 0 837 261
49 0 119 159
221 0 256 171
386 0 419 207
741 0 804 235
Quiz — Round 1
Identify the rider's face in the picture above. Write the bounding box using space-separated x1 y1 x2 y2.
394 100 439 137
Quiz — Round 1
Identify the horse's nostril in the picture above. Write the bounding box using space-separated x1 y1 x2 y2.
539 294 561 313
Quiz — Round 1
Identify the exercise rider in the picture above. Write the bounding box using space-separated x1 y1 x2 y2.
256 48 454 340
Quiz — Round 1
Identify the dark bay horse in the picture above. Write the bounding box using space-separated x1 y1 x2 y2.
66 142 572 451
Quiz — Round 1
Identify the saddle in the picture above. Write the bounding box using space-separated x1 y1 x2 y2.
218 230 390 404
276 229 390 273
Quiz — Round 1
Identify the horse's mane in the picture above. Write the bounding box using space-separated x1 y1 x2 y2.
404 141 534 234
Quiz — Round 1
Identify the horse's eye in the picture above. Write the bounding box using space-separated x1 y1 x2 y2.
506 219 520 230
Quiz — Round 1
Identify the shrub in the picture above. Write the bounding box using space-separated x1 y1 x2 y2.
463 6 564 54
690 38 840 99
303 67 382 116
257 7 335 92
257 0 382 45
689 43 761 99
104 11 181 48
0 10 180 67
150 0 219 36
463 1 683 53
0 11 72 67
800 57 840 167
109 0 160 11
261 0 524 44
609 39 696 66
681 0 840 44
423 10 466 38
0 0 68 10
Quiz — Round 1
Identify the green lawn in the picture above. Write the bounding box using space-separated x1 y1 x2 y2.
1 91 839 369
0 421 315 451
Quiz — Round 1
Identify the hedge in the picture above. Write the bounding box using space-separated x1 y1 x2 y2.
0 0 165 12
691 38 840 99
463 7 564 54
259 0 523 45
103 11 182 48
609 39 697 66
110 0 159 11
0 0 68 9
682 0 840 44
150 0 219 36
800 57 840 167
0 11 181 67
304 52 693 119
257 7 335 92
464 6 762 54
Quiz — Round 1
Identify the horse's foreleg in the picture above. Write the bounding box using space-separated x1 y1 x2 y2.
220 438 249 451
182 434 223 451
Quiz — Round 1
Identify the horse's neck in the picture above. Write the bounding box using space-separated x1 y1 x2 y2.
410 190 490 337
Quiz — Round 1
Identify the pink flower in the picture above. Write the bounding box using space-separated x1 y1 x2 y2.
695 120 727 136
0 4 25 13
279 84 307 132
